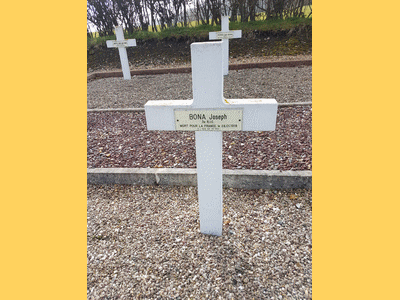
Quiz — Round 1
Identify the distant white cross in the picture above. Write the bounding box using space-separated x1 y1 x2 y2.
106 26 136 80
209 16 242 75
145 41 277 236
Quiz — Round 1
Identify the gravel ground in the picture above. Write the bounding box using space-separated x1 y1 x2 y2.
87 66 311 109
87 107 311 170
87 58 312 299
87 184 312 299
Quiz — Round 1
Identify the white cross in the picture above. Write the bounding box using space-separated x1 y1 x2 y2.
209 16 242 75
106 26 137 80
145 42 277 236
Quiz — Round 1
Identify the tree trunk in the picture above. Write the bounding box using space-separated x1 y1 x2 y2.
183 1 187 26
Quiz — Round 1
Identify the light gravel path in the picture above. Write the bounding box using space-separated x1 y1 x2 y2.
87 54 312 76
87 66 311 109
87 185 312 300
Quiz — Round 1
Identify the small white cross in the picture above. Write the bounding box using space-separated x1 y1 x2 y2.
145 42 277 236
209 16 242 75
106 26 137 80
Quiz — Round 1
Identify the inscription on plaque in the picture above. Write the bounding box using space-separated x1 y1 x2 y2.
113 40 128 47
175 109 243 131
216 32 234 39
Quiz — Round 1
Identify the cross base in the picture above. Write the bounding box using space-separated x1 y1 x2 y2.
196 131 223 235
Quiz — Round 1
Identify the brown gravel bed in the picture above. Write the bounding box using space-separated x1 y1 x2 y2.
87 184 312 299
87 66 311 109
87 106 311 171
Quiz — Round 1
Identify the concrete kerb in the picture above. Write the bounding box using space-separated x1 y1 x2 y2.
87 60 312 81
87 168 312 190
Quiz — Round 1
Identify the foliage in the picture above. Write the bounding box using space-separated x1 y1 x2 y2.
88 16 311 48
87 0 312 37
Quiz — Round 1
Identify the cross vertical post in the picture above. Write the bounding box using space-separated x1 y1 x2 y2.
196 131 223 235
106 26 136 80
209 16 242 75
190 42 225 235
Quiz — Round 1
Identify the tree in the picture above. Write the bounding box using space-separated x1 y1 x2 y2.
87 0 312 38
87 0 119 36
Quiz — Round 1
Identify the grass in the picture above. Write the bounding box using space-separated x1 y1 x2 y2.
88 8 311 49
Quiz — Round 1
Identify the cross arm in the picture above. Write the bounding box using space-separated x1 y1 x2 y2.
225 99 278 131
145 100 193 130
144 99 277 132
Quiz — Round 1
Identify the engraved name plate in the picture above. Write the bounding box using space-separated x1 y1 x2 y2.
216 32 234 39
113 40 128 47
175 109 243 131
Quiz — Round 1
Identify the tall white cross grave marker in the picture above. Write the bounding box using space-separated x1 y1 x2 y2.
209 16 242 75
145 42 277 236
106 26 136 80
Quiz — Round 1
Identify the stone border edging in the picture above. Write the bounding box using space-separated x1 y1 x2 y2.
230 60 311 71
87 102 312 113
87 168 311 190
87 59 312 81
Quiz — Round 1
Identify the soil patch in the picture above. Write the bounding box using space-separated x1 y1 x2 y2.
87 25 311 72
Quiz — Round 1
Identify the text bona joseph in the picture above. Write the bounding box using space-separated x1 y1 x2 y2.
189 113 228 121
